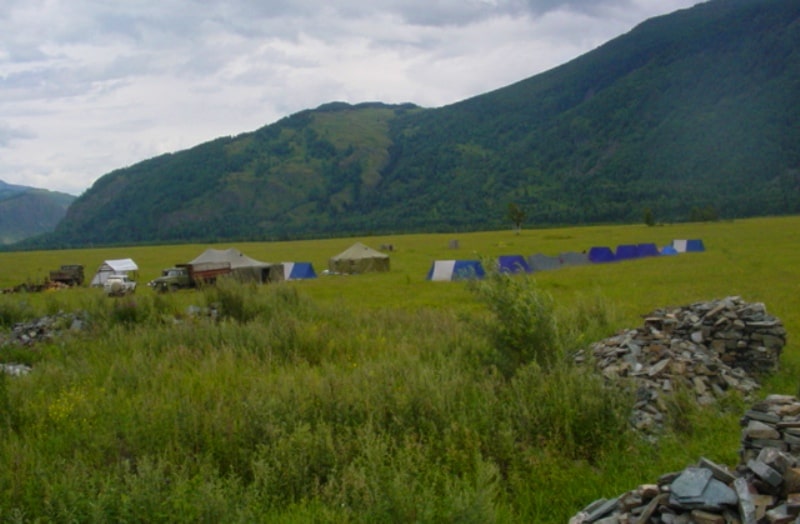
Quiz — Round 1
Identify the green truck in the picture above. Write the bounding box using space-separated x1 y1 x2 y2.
148 262 231 292
49 264 85 286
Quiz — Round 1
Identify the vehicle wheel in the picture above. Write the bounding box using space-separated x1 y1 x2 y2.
169 284 179 292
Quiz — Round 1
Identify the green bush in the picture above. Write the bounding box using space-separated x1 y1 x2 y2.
469 271 561 374
0 298 33 328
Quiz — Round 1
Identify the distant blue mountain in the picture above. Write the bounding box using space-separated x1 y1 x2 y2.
0 180 76 245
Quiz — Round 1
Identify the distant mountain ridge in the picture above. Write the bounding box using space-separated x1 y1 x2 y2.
0 181 75 245
21 0 800 248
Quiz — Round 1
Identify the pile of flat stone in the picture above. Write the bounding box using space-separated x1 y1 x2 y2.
740 394 800 465
574 296 786 434
0 311 86 349
570 395 800 523
0 312 87 376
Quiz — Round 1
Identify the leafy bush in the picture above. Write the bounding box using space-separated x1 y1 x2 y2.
0 298 33 328
469 271 561 375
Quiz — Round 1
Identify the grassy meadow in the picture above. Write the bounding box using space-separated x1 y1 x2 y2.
0 216 798 522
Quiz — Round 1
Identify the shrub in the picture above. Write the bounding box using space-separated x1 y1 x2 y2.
469 271 561 375
0 298 34 328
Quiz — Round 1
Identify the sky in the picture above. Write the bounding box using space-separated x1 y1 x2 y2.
1 0 700 196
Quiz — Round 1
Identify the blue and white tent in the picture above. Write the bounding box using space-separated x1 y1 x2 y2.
282 262 317 280
686 239 706 252
671 239 706 253
497 255 531 274
427 260 486 281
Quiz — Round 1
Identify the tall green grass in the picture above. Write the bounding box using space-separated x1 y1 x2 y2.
0 216 797 521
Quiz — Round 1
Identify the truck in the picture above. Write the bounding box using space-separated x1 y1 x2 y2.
148 262 232 292
48 264 85 286
104 274 137 296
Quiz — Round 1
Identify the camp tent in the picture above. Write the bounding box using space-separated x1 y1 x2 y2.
637 243 660 257
558 252 590 267
672 239 689 253
427 260 485 281
588 247 616 263
615 244 639 261
497 255 531 274
661 245 679 255
90 258 139 287
671 239 705 253
190 248 284 283
282 262 317 280
686 239 705 252
328 242 390 274
528 253 561 272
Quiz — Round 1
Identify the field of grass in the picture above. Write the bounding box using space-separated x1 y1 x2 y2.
0 216 798 522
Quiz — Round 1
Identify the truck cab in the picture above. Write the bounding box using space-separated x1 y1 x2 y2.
148 267 191 292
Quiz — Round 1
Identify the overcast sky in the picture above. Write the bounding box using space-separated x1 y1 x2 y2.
1 0 700 196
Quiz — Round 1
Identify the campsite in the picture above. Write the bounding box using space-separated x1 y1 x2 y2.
0 215 799 522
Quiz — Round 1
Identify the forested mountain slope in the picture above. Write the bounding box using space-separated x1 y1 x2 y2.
27 0 800 248
0 181 74 245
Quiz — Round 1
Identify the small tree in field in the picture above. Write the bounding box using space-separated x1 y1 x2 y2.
643 207 655 227
507 203 526 234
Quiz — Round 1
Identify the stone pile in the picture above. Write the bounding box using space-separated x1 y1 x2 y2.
0 311 86 376
740 394 800 466
570 395 800 523
0 311 86 349
574 296 786 434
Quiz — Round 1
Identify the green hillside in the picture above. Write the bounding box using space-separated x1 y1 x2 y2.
0 183 75 245
24 0 800 248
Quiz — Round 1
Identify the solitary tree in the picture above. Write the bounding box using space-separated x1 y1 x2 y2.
507 203 526 234
643 207 655 227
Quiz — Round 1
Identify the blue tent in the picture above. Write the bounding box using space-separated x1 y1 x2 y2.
661 245 679 255
686 239 706 252
497 255 531 274
427 260 485 281
282 262 317 280
615 244 639 261
588 247 616 263
637 243 660 257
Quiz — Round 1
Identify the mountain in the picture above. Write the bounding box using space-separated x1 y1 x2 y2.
25 0 800 248
0 181 75 245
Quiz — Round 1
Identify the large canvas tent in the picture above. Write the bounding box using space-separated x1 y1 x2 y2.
282 262 317 280
427 260 485 281
90 258 139 286
328 243 390 274
190 248 284 283
497 255 531 274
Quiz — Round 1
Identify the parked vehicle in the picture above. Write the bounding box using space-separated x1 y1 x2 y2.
104 274 137 296
148 262 232 292
48 264 85 286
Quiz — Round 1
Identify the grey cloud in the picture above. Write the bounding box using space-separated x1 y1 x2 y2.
0 123 35 147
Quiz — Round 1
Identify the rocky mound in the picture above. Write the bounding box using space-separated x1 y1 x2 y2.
574 296 786 434
570 395 800 523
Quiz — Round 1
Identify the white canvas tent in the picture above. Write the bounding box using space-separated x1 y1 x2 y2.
90 258 139 287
